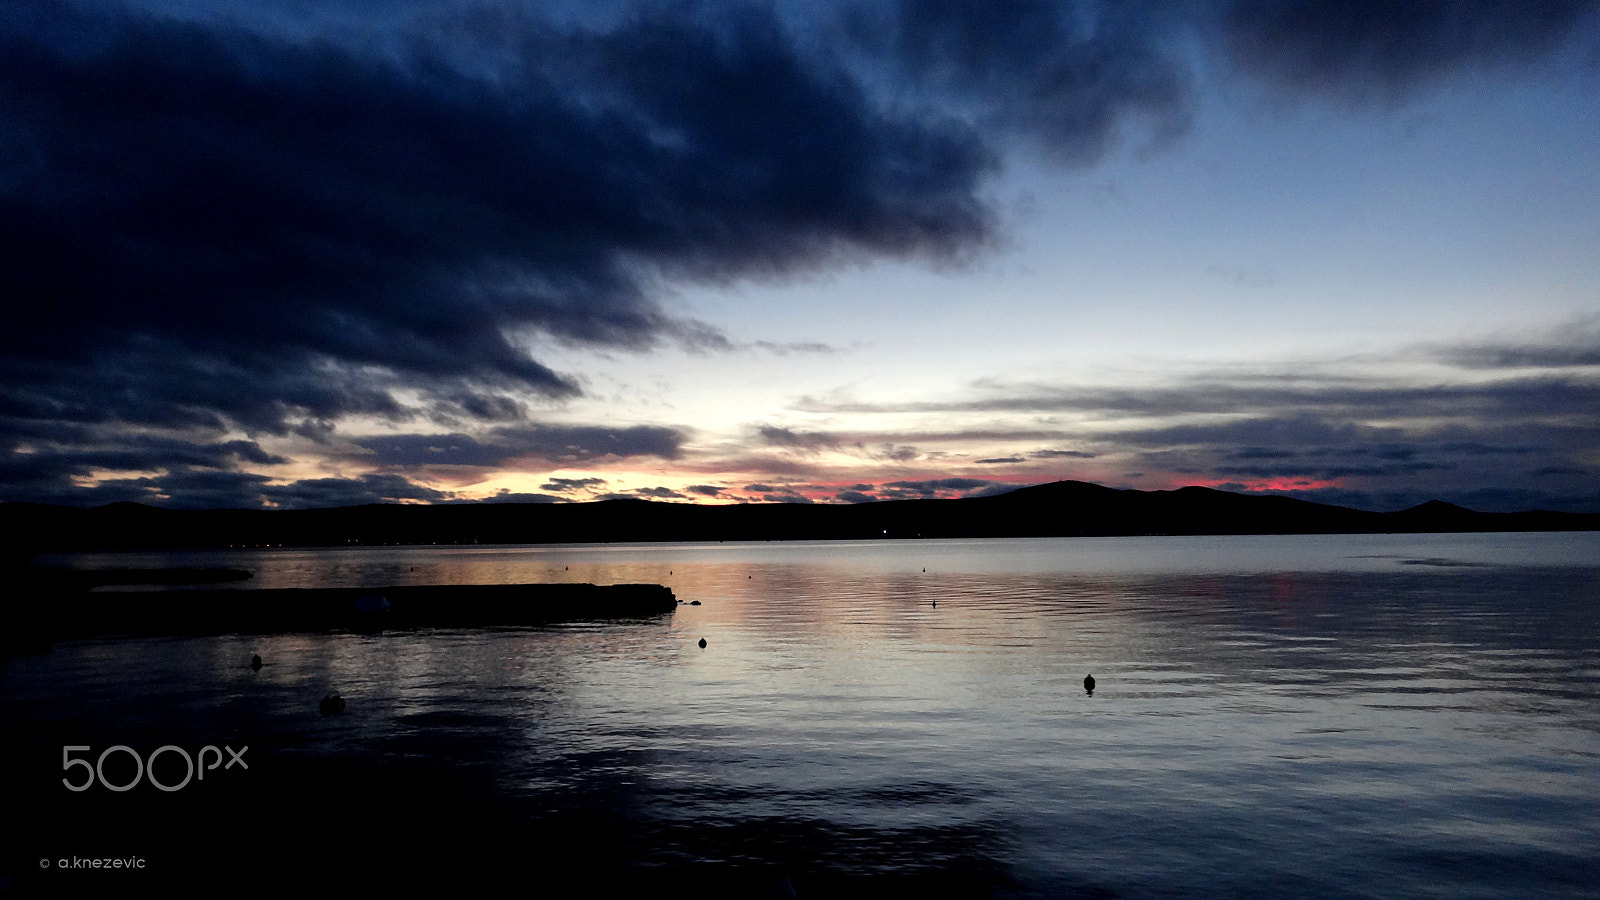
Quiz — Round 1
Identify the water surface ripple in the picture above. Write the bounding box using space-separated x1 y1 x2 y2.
7 533 1598 897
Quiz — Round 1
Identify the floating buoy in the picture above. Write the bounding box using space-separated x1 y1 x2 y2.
1084 674 1096 695
250 654 262 671
698 638 707 649
689 600 701 606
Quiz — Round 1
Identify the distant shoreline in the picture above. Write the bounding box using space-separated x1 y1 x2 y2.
5 481 1596 553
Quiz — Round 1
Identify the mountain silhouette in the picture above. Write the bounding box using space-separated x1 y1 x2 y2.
3 481 1594 552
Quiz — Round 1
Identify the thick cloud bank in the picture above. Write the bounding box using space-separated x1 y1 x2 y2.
1 0 991 433
3 0 1597 507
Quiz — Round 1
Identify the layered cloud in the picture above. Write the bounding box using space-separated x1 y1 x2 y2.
1 0 993 441
786 328 1600 511
4 1 1596 509
1221 0 1600 102
356 425 686 469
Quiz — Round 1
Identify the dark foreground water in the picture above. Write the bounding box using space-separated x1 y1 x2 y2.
5 533 1599 897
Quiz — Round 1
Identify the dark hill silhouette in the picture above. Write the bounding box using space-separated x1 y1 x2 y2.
3 480 1596 552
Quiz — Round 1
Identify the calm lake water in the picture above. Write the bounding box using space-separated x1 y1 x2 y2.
6 533 1600 897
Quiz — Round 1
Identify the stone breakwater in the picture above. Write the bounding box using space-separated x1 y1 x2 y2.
30 582 678 640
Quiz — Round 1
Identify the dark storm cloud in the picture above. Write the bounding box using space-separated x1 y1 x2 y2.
757 425 841 451
0 0 993 442
1114 414 1403 448
878 477 1004 499
633 486 687 499
356 424 686 468
685 484 725 497
0 428 303 507
1 434 288 474
1221 0 1600 102
1212 461 1453 479
810 354 1600 509
751 341 837 355
801 375 1600 421
1532 465 1590 476
754 424 1081 448
6 469 451 510
871 444 922 462
761 492 814 504
835 490 877 503
8 0 1598 511
354 433 508 469
260 473 452 509
1430 326 1600 369
541 477 609 493
1112 406 1596 476
975 456 1025 464
859 0 1193 161
477 490 563 504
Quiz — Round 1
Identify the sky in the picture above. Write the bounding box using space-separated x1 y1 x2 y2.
3 0 1599 512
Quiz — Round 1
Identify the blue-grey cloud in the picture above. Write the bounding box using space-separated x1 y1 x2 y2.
761 492 814 504
259 473 453 509
803 375 1600 422
7 0 1597 510
476 490 563 504
858 0 1193 161
757 425 841 451
0 0 993 445
12 470 453 510
0 430 301 507
879 477 1002 499
541 477 609 493
1430 326 1600 370
356 424 686 468
1221 0 1600 103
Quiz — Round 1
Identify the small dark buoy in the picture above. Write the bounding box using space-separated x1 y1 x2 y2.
689 600 701 606
931 600 936 608
922 567 926 573
1084 674 1096 695
250 654 262 671
319 693 346 716
698 638 707 649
